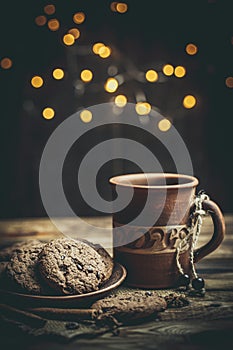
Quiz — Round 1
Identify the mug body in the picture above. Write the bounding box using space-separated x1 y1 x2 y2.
110 173 198 288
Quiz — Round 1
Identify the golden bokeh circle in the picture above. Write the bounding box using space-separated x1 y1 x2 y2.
80 69 93 82
162 64 174 76
53 68 64 80
158 119 172 132
63 34 75 46
73 12 85 24
48 19 60 31
35 15 47 26
68 28 80 39
183 95 197 109
31 76 44 88
1 57 13 69
80 110 92 123
135 102 151 115
174 66 186 78
185 43 198 55
115 95 127 107
145 69 158 82
42 107 55 119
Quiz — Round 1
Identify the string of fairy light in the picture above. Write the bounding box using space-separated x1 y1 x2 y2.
1 2 233 129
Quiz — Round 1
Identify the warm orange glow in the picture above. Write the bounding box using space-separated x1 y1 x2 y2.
174 66 186 78
31 76 44 88
44 4 55 15
63 34 75 46
68 28 80 39
52 68 64 80
92 42 105 54
225 77 233 88
104 78 119 93
98 46 111 58
110 2 117 12
116 3 128 13
80 110 92 123
42 107 55 119
186 43 198 55
0 57 12 69
48 19 60 31
145 69 158 82
183 95 196 109
158 119 171 132
115 95 127 107
35 15 47 26
135 102 151 115
162 64 174 76
80 69 93 82
73 12 85 24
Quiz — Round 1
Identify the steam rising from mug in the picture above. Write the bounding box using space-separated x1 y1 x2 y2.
39 102 193 248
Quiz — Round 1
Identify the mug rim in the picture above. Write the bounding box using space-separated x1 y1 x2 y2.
109 172 199 189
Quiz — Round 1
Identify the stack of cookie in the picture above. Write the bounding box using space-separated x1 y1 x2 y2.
0 238 114 296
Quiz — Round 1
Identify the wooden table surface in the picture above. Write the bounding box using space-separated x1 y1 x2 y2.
0 214 233 350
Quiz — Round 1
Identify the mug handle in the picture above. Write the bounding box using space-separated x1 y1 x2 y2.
194 199 225 263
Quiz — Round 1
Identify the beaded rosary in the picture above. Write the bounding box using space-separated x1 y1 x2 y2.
176 191 210 296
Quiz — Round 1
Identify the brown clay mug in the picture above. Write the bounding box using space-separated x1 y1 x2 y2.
109 173 225 288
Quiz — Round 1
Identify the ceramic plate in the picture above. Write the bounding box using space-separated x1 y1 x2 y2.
0 262 127 308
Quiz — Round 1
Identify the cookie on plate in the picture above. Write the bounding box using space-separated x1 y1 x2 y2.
38 238 110 295
91 290 167 324
6 241 45 294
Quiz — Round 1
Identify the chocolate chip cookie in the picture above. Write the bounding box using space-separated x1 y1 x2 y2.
6 241 45 294
91 290 167 324
38 238 110 295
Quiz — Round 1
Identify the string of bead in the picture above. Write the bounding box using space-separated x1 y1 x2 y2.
176 191 209 289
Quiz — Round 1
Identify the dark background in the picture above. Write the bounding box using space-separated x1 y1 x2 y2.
0 0 232 218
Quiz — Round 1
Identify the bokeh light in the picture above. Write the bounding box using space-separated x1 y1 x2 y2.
73 12 85 24
174 66 186 78
92 42 105 54
183 95 197 109
68 28 80 39
186 43 198 55
135 102 151 115
162 64 174 76
116 3 128 13
80 110 92 123
31 76 44 88
225 77 233 88
35 15 47 26
52 68 64 80
145 69 158 82
158 119 171 132
110 2 117 12
47 19 60 31
63 34 75 46
42 107 55 119
0 57 12 69
115 94 127 107
80 69 93 82
44 4 55 15
104 78 119 93
98 46 111 58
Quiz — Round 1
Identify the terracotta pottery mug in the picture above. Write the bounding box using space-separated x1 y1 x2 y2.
109 173 225 288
